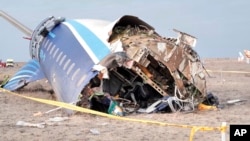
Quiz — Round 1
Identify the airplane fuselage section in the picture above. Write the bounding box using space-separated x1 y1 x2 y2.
2 13 212 114
38 20 110 103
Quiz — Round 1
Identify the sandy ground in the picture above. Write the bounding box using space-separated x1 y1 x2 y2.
0 58 250 141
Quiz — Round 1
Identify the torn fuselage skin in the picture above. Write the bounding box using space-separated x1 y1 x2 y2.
77 20 211 114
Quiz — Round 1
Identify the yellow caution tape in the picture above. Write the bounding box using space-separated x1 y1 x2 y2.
0 88 228 141
190 127 201 141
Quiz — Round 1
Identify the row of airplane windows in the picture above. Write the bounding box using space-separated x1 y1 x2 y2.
42 38 86 87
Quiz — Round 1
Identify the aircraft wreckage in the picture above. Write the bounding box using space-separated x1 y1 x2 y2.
1 10 218 116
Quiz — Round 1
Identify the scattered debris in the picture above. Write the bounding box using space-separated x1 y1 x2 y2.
16 116 69 128
48 117 69 122
16 121 45 128
89 128 100 135
33 103 73 117
227 99 247 105
198 103 217 111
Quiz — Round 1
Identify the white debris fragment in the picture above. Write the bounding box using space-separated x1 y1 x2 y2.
227 99 247 104
48 117 69 122
16 121 45 128
90 128 100 135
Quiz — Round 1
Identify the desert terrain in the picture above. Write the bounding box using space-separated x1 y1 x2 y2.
0 58 250 141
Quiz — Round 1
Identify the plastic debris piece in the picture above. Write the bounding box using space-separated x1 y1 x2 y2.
227 99 246 104
145 100 162 113
33 111 43 117
48 117 69 122
16 121 45 128
137 108 147 113
90 128 100 135
198 103 217 111
108 100 124 116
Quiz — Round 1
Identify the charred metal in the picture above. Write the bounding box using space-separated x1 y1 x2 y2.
77 17 216 115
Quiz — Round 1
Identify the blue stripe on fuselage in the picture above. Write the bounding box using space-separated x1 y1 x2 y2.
39 23 99 103
66 20 110 61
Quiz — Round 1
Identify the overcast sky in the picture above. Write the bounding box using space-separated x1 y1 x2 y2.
1 0 250 62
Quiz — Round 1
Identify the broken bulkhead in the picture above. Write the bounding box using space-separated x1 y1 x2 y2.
77 21 214 115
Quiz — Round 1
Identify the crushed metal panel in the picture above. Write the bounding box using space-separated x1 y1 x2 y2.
108 23 207 104
174 28 197 48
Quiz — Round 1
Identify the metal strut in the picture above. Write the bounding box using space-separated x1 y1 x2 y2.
0 10 32 36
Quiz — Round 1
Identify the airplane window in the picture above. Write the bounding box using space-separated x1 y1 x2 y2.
56 52 63 62
67 63 75 75
50 44 56 55
47 41 53 51
72 68 80 81
59 54 66 66
63 59 71 70
53 48 59 58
